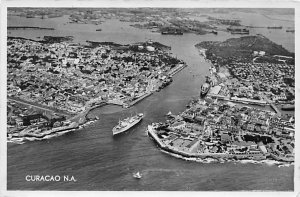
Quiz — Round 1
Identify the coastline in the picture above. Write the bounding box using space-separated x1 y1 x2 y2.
195 45 287 116
160 149 294 167
147 125 294 165
168 63 187 77
7 51 188 144
144 39 295 165
8 26 55 30
126 63 187 107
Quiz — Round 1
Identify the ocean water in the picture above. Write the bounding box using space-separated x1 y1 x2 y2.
7 11 294 190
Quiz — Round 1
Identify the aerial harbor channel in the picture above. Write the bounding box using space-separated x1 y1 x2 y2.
7 9 294 191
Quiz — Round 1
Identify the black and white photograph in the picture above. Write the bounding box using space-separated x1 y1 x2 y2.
1 0 299 195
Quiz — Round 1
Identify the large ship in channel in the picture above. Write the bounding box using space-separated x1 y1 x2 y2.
112 113 144 136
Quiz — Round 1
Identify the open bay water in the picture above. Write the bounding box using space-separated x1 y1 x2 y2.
7 12 294 190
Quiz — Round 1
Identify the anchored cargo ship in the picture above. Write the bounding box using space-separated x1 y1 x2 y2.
112 113 144 136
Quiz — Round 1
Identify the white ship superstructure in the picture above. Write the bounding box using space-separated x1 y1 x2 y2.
112 113 144 135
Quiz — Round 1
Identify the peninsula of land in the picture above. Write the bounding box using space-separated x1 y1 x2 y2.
148 35 295 163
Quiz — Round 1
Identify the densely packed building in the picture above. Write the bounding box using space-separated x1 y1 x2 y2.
7 38 183 140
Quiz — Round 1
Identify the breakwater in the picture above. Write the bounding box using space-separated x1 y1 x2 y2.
168 63 187 77
8 122 79 143
127 92 153 107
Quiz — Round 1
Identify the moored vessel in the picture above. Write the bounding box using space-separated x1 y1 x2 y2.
200 83 210 97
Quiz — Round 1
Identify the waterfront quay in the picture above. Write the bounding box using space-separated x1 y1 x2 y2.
196 36 294 118
203 61 294 109
147 98 294 162
198 36 294 103
7 37 186 142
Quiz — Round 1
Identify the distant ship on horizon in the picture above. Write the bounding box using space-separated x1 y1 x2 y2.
227 27 250 34
267 26 283 29
161 29 183 35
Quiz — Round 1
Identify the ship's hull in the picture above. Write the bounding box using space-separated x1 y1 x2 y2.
112 117 143 135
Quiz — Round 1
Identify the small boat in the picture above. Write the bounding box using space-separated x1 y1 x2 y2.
167 111 172 116
133 171 142 179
